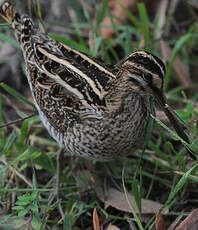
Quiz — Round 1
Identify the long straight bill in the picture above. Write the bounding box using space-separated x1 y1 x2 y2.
154 88 195 159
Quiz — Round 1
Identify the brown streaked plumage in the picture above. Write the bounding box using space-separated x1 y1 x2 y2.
0 1 194 161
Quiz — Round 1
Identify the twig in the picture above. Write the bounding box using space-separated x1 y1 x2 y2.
1 158 33 187
0 113 36 129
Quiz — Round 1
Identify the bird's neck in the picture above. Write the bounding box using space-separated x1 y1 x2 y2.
106 76 150 117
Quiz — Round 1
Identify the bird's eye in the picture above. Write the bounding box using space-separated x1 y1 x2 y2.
143 73 153 84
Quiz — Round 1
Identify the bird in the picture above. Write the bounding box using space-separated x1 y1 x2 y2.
0 1 194 161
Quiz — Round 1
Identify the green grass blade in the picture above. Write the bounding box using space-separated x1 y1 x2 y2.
36 0 42 19
164 34 192 91
0 95 2 127
74 28 89 51
108 46 120 62
151 114 193 150
18 120 29 144
168 83 198 95
122 168 144 230
63 215 73 230
50 34 90 54
0 83 35 108
82 2 90 22
2 130 16 154
137 3 150 45
120 3 142 29
96 0 108 27
132 179 142 213
0 95 5 147
124 26 133 55
33 151 56 175
91 37 103 57
143 97 155 150
0 33 20 48
166 163 198 206
69 0 84 21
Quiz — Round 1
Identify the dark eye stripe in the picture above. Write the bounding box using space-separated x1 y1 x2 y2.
126 51 165 82
127 55 164 79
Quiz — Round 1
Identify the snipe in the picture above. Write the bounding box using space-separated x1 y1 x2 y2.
0 1 194 161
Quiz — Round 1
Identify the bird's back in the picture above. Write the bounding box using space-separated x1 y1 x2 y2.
0 1 151 161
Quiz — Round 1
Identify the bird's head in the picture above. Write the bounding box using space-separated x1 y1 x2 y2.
120 50 166 99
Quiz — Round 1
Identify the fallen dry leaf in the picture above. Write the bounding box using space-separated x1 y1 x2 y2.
159 40 192 86
156 212 166 230
167 212 184 230
107 223 120 230
93 208 101 230
174 209 198 230
95 186 169 215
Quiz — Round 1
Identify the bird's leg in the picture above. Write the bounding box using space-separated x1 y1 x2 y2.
55 148 65 219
